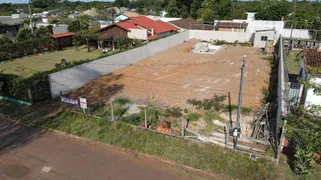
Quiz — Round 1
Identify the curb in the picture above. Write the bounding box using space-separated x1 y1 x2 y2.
0 113 218 179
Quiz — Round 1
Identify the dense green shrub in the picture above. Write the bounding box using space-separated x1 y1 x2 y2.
187 94 226 111
0 71 52 102
185 112 201 121
0 36 54 61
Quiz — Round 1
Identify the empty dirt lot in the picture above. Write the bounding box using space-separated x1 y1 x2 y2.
71 40 270 108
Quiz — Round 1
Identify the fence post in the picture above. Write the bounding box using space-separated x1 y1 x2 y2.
60 91 64 109
181 117 185 137
28 88 33 103
224 124 228 148
111 101 114 121
144 107 147 128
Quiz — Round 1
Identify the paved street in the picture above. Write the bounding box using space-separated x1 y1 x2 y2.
0 118 209 180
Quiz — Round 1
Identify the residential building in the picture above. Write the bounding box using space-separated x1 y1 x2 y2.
298 49 321 107
214 21 248 32
253 29 276 48
99 16 179 40
170 18 200 30
0 13 28 37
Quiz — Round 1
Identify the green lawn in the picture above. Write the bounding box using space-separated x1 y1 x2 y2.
286 50 302 75
0 46 102 77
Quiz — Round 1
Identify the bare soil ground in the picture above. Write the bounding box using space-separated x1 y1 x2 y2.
71 39 270 108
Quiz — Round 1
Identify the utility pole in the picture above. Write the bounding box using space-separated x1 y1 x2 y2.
28 0 33 34
233 55 246 149
289 0 297 48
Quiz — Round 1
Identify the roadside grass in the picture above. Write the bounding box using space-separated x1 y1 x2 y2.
0 46 102 77
277 156 321 180
33 110 276 180
286 50 302 75
200 111 224 135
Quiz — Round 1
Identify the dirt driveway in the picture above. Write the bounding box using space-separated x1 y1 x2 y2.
71 40 270 108
0 118 212 180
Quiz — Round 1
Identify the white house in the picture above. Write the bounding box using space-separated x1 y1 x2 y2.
253 29 276 48
298 49 321 107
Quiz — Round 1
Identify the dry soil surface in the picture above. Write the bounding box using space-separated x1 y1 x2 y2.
71 40 270 108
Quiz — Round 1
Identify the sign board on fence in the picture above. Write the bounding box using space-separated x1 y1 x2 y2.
61 97 78 105
79 98 87 109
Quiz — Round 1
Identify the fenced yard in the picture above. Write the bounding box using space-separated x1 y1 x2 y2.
285 50 302 75
69 39 271 108
0 46 102 77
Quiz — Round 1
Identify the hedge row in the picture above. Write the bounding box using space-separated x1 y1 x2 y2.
0 36 55 61
0 71 52 102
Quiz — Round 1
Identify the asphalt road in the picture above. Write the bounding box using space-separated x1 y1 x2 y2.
0 117 210 180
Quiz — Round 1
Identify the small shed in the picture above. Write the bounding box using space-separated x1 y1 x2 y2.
253 29 276 48
51 32 75 49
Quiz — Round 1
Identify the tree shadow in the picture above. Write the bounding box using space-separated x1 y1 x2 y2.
0 119 45 155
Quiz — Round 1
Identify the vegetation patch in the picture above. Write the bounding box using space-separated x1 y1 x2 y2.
34 110 276 180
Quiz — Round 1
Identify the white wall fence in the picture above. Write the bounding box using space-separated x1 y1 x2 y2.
281 29 311 39
49 31 190 98
50 30 309 98
189 30 253 42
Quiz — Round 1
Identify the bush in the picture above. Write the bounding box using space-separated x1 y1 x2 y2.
114 97 131 105
36 111 277 180
187 94 226 111
185 112 201 121
163 107 182 118
0 36 54 61
203 110 224 122
119 114 143 126
293 146 315 175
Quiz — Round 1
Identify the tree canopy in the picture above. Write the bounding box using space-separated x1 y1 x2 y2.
17 27 33 42
36 26 51 38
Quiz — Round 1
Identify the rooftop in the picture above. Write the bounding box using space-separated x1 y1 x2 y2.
170 18 201 30
304 49 321 71
128 16 179 34
51 32 75 39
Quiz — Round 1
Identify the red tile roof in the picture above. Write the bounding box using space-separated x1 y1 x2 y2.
129 16 179 34
154 20 179 34
100 21 140 32
304 49 321 70
51 32 75 39
116 21 141 31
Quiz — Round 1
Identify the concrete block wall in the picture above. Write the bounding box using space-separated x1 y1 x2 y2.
189 30 252 42
49 31 189 98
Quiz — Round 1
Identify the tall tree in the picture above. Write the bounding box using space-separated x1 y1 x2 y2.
36 26 51 38
198 0 232 21
190 0 203 19
17 27 33 42
166 0 181 17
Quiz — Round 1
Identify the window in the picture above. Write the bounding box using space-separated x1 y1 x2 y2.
261 36 268 41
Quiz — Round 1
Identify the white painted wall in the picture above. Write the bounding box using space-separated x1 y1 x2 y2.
233 19 284 34
281 29 311 39
253 30 276 48
189 30 252 42
128 28 148 40
304 76 321 107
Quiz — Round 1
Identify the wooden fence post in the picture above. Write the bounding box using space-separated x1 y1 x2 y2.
144 107 147 128
181 117 185 137
111 101 114 121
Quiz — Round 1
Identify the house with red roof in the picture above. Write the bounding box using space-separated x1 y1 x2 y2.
98 16 179 41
